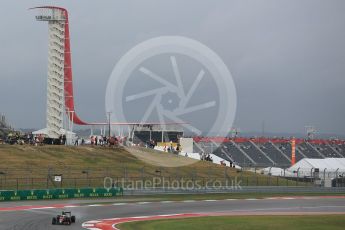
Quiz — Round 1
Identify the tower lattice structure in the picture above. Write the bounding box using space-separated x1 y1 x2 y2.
33 6 88 138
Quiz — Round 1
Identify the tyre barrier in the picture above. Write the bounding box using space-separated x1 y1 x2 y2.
0 187 124 201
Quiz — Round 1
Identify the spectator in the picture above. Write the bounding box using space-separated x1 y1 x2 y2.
74 136 79 146
99 136 103 146
62 135 66 145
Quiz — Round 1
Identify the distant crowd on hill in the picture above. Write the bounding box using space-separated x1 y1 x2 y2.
0 132 124 147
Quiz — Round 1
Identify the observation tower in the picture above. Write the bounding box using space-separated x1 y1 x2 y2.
31 6 88 139
30 6 184 141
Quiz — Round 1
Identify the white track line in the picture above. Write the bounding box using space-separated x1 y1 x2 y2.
30 207 55 210
137 202 152 205
83 220 101 224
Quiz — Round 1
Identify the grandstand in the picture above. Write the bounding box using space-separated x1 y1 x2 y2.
131 124 183 145
193 137 345 168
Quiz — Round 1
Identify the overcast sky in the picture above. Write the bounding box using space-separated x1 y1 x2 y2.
0 0 344 136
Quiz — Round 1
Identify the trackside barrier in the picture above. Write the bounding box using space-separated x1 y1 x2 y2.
0 187 123 201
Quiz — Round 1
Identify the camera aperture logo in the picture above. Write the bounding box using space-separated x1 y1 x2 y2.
105 36 237 139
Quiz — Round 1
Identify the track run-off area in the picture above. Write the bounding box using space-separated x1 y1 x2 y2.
1 196 345 229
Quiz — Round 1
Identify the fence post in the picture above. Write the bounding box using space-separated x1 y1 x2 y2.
323 168 327 186
286 176 288 186
335 168 339 180
224 167 227 181
296 168 300 186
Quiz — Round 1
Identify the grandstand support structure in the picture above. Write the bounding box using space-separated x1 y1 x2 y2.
291 138 296 165
220 148 234 162
249 140 275 165
306 141 326 158
327 143 344 158
296 146 308 159
230 140 256 165
270 141 291 163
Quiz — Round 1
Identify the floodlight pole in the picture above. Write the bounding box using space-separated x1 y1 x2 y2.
107 112 112 138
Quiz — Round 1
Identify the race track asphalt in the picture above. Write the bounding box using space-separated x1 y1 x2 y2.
1 197 345 230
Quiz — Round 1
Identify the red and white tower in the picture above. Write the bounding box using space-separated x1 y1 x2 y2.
32 6 88 139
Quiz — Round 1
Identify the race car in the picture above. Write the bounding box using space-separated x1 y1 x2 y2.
52 211 76 225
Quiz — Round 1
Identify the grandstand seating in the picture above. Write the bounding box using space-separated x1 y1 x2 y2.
193 137 345 168
238 142 272 166
330 144 345 157
276 142 304 162
298 143 323 159
222 142 253 166
259 142 290 167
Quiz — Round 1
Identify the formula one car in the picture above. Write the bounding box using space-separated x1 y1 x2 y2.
52 211 76 225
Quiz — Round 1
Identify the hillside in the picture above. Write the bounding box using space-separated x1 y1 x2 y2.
0 145 220 177
0 145 295 189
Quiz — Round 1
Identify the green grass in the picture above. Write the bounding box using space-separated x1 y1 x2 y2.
124 192 344 201
77 192 345 205
0 145 305 189
119 215 345 230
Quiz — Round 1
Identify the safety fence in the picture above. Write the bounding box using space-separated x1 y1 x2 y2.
0 176 314 191
0 187 123 202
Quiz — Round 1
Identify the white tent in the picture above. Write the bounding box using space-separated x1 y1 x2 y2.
289 158 345 172
32 128 50 136
262 158 345 178
261 167 295 177
32 128 76 145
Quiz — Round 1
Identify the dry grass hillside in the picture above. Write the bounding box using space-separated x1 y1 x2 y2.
0 145 297 189
0 145 232 178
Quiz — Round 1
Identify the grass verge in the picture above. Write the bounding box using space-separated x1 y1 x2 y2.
0 145 304 189
77 192 345 205
118 215 345 230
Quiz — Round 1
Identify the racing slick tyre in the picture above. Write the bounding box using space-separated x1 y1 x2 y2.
71 216 76 223
52 217 57 225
